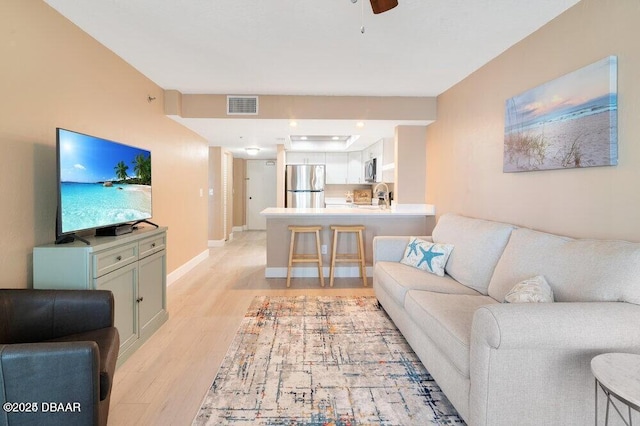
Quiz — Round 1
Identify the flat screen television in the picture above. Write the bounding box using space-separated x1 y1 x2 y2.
55 128 155 244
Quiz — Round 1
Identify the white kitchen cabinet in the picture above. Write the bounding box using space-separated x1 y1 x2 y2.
286 152 326 164
372 139 384 161
289 151 362 184
362 139 383 161
361 145 371 162
347 151 363 184
325 153 349 184
33 226 168 366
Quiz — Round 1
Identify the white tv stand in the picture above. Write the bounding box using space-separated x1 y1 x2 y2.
33 226 168 366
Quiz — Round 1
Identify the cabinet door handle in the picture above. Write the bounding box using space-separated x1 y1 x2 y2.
116 255 122 261
136 297 144 303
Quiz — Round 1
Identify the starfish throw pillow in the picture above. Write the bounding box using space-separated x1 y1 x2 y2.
400 237 454 276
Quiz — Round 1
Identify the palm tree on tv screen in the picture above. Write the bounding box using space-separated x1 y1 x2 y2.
114 161 129 181
133 154 151 185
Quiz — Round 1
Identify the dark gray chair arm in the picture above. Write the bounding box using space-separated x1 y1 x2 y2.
0 342 100 426
0 289 114 343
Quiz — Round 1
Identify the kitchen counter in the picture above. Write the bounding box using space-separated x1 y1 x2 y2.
261 204 436 217
324 197 350 206
261 204 436 280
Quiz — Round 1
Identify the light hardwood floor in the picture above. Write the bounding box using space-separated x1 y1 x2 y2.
107 230 374 425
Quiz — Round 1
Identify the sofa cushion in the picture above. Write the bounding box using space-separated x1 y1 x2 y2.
504 275 554 303
400 237 454 276
374 261 481 307
488 228 640 304
432 214 516 295
404 291 498 377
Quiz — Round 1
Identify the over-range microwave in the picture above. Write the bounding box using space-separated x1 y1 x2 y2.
364 158 377 183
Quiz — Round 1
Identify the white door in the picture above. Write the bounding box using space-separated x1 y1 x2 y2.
246 159 277 230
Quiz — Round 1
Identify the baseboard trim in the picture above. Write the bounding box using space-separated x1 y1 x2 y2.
167 249 209 286
208 239 225 247
232 226 246 232
265 265 373 278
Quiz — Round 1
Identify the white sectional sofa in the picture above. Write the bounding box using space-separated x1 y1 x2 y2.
372 213 640 426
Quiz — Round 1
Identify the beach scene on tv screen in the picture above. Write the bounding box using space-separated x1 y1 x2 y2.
59 130 152 233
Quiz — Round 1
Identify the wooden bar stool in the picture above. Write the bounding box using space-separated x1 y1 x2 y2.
329 225 367 287
287 225 325 288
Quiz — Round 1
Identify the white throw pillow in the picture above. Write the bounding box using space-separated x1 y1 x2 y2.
400 237 454 277
504 275 554 303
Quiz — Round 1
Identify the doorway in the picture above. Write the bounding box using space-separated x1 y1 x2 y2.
246 159 277 230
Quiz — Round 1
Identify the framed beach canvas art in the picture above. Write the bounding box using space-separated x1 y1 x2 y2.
503 56 617 172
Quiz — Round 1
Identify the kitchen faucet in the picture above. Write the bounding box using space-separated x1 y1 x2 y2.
373 182 390 209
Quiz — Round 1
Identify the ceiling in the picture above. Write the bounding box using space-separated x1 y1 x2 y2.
44 0 581 158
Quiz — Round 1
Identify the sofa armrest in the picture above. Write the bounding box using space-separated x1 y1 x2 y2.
373 236 432 263
0 342 100 425
0 289 115 343
469 302 640 426
472 302 640 350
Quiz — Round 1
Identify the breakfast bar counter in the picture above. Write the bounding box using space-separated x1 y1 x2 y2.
261 205 436 280
261 204 436 218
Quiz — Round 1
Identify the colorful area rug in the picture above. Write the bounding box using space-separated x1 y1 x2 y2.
194 296 464 425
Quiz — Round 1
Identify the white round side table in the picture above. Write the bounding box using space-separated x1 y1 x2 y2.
591 353 640 426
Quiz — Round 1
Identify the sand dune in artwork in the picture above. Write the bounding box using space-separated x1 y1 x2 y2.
504 110 616 172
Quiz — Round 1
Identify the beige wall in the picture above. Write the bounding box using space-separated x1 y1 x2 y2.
208 147 223 241
0 1 209 288
167 93 436 121
225 152 233 237
426 0 640 241
276 144 286 208
395 126 428 204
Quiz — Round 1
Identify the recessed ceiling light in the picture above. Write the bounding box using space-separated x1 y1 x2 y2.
332 136 340 141
245 147 260 156
300 136 308 140
356 121 365 128
289 120 298 127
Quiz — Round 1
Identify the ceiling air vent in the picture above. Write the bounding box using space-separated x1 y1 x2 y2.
227 95 258 115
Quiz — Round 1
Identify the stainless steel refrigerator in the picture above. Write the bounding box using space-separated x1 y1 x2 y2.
286 164 325 208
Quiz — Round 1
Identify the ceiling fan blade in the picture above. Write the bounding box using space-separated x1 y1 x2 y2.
370 0 398 14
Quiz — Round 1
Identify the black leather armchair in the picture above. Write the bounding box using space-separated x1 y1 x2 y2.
0 289 119 426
